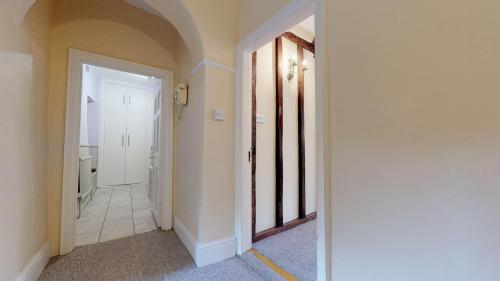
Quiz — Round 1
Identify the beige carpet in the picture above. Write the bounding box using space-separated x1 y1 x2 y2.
39 230 264 281
242 220 317 281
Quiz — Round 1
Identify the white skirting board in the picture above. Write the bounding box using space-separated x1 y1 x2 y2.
15 241 51 281
174 217 236 267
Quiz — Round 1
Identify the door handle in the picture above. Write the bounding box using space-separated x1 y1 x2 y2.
123 94 125 104
129 96 131 104
128 134 130 146
122 135 124 147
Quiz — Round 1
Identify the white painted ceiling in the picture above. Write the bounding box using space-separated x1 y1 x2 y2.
84 64 162 90
298 16 315 35
125 0 162 17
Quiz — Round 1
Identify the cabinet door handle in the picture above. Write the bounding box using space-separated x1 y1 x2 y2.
121 135 124 147
128 134 130 146
123 94 125 104
129 96 131 104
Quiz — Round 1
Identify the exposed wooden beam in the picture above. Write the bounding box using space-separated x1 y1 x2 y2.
253 212 317 243
297 46 306 219
251 51 257 238
275 36 284 228
282 32 315 54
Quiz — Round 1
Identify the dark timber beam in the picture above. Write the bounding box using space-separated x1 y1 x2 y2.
275 36 284 228
297 46 306 219
253 212 317 243
251 51 257 238
283 32 315 54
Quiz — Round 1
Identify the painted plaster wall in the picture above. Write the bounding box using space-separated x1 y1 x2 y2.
255 41 277 232
0 0 53 280
328 0 500 279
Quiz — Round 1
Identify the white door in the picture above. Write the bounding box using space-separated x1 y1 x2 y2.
151 91 162 221
125 87 148 183
101 83 127 186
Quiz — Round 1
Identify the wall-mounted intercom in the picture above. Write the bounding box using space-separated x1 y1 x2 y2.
174 83 188 119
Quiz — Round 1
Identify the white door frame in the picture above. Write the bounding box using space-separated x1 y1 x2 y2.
234 0 331 280
60 49 174 255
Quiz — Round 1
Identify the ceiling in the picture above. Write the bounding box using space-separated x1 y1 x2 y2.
125 0 162 17
298 16 315 35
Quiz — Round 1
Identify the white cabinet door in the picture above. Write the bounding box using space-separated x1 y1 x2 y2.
101 83 127 186
125 87 148 184
125 112 147 183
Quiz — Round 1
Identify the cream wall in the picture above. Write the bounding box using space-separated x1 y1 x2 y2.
183 0 240 66
255 42 276 232
174 65 204 238
303 50 316 215
0 0 53 280
282 37 300 224
198 65 236 243
47 18 178 255
328 0 500 279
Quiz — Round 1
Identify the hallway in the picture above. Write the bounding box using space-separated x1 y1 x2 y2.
40 220 317 281
40 230 263 281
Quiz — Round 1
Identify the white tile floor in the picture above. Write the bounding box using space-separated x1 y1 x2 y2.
75 184 157 246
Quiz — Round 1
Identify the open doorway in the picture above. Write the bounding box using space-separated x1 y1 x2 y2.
60 49 174 254
75 64 161 245
235 0 329 279
242 16 318 280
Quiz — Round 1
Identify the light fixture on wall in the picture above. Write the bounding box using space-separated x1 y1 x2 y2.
287 57 309 81
287 57 297 80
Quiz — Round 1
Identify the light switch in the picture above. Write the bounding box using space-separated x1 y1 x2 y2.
256 114 265 124
212 110 225 121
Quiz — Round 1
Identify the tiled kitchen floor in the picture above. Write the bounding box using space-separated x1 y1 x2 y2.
75 184 157 246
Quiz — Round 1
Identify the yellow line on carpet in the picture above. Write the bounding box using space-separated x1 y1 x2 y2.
250 249 299 281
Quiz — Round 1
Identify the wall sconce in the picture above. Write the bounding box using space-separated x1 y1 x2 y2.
287 57 298 80
287 57 309 81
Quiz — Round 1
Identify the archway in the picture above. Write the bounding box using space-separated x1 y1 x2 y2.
21 0 206 256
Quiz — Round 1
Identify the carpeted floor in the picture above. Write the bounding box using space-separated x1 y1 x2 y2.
243 220 317 281
39 230 264 281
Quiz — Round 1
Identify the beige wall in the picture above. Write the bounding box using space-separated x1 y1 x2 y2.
239 0 291 40
328 0 500 279
198 65 236 243
174 65 204 238
51 0 182 60
184 0 239 66
0 0 53 280
47 18 178 255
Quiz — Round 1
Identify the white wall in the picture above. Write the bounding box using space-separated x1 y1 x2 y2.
0 1 53 279
282 37 300 224
82 67 101 146
254 32 316 232
255 41 276 232
304 49 316 215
